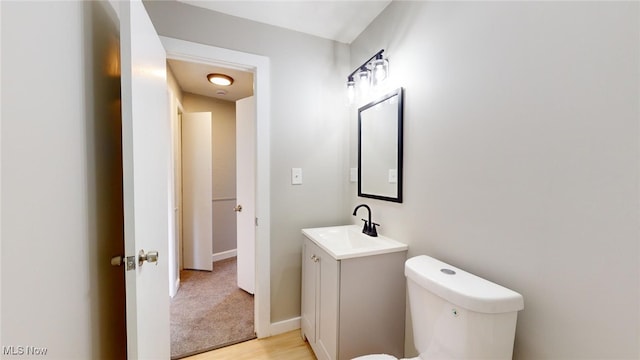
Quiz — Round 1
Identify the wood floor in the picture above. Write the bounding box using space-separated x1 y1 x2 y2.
183 330 316 360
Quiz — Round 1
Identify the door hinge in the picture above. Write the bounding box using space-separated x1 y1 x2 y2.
255 217 259 226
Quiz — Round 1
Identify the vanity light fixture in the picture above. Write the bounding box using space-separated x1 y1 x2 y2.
346 49 388 103
207 73 234 86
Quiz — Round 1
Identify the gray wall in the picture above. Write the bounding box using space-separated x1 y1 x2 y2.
350 1 639 359
144 1 351 322
1 1 127 358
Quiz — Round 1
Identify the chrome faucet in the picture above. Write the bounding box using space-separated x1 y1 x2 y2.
352 204 379 237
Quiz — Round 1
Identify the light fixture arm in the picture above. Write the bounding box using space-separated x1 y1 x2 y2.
347 49 384 81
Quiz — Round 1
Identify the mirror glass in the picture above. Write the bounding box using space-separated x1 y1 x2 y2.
358 88 403 203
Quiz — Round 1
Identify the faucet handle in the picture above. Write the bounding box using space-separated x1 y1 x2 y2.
361 219 370 234
370 222 379 237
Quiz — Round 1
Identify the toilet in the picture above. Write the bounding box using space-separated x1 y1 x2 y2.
354 255 524 360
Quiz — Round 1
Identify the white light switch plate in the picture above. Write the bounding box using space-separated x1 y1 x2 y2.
388 169 398 183
291 168 303 185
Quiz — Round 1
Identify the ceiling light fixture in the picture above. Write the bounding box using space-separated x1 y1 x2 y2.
346 49 388 103
207 73 234 86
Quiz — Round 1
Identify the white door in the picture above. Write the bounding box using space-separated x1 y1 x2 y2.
119 0 171 358
168 98 182 297
236 96 256 294
182 112 214 271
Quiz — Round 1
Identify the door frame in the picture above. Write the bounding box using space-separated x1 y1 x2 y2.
168 93 184 298
160 36 271 338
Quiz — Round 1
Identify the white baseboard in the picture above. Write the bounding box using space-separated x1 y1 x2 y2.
212 249 237 262
270 317 301 336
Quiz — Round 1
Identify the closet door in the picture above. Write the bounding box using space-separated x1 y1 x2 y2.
182 112 213 271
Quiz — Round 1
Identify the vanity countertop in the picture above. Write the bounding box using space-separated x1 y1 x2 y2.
301 225 408 260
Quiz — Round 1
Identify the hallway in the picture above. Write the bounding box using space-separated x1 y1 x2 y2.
170 258 255 359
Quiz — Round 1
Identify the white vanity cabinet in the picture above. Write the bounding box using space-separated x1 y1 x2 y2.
301 226 408 360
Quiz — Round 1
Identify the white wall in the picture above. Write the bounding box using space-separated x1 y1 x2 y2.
1 1 126 358
350 2 639 359
144 1 351 323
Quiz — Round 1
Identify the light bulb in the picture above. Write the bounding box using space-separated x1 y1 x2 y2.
374 61 386 80
347 77 355 103
359 68 369 81
207 73 234 86
372 56 388 86
358 67 370 95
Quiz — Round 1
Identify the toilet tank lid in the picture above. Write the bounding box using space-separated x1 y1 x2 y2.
405 255 524 314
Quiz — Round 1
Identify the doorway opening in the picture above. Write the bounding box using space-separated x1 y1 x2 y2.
161 37 271 357
168 62 255 358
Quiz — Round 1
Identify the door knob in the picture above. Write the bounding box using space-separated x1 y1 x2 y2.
234 204 243 212
138 249 159 266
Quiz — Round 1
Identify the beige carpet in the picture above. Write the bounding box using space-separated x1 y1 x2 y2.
170 257 255 359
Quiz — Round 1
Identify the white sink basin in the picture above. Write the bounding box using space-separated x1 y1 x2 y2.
302 225 408 260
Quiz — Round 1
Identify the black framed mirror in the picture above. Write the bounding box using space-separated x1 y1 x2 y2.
358 87 404 203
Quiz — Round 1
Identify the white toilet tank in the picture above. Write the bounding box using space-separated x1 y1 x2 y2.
405 255 524 360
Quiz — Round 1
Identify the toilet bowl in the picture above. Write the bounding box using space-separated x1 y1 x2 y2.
354 255 524 360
